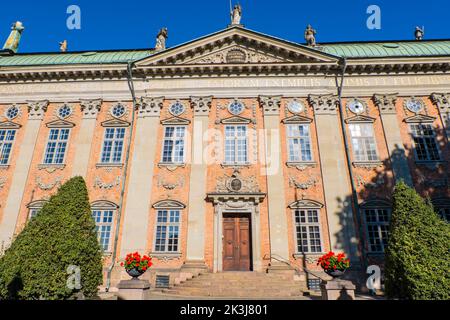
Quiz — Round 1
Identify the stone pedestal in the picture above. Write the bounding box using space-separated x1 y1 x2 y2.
117 279 151 300
320 279 356 300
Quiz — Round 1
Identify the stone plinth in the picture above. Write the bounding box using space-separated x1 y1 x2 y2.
117 279 151 300
320 279 356 300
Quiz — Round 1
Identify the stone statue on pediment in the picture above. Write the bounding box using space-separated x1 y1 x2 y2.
155 27 168 51
304 24 317 47
59 40 68 52
2 21 25 53
415 26 424 40
231 4 242 26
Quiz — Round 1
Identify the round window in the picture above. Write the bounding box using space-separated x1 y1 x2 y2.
111 104 126 118
287 100 304 114
405 99 424 113
169 102 186 116
58 105 72 119
347 99 365 115
228 101 245 115
5 106 19 120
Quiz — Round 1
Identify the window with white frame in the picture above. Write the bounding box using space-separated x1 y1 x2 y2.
43 128 70 164
364 208 391 253
161 126 186 164
101 127 126 163
0 129 16 165
28 208 40 220
27 201 46 220
224 125 248 164
348 123 378 162
154 210 181 252
294 209 323 253
409 124 440 161
92 209 114 251
287 124 312 162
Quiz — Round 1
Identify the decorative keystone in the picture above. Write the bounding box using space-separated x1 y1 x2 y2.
259 95 282 116
137 97 164 118
373 93 398 115
191 96 213 116
27 100 49 120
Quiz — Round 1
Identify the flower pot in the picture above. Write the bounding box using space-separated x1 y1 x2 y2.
126 268 145 280
325 269 346 278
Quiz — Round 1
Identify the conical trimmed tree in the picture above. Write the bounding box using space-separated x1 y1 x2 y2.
0 177 103 300
385 181 450 300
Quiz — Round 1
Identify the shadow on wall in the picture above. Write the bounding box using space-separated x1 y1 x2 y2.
332 123 449 289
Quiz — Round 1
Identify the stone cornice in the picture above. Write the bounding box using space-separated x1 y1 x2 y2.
137 96 164 118
430 93 450 113
373 93 398 115
80 99 102 119
27 100 49 120
259 95 282 116
190 96 213 116
307 94 338 115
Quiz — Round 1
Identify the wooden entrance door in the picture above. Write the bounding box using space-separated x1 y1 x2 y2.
223 213 252 271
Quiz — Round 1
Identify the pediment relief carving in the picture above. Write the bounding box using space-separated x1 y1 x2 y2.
153 200 186 209
282 115 312 124
404 114 435 123
221 115 252 124
46 119 75 128
215 169 261 193
0 121 21 129
161 116 190 125
345 115 376 124
101 118 130 127
288 199 324 209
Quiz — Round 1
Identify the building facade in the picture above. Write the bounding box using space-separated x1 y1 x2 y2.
0 25 449 290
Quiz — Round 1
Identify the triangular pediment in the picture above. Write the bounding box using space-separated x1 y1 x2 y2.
135 27 339 67
46 119 75 128
101 118 130 127
282 115 313 124
161 116 191 125
221 115 252 124
345 115 376 123
404 114 436 123
0 121 21 129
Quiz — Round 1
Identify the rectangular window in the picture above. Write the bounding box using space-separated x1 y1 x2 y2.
409 124 440 161
365 208 390 253
43 128 70 164
161 126 186 163
294 209 323 253
0 129 16 165
438 208 450 222
154 210 180 252
349 123 378 162
101 127 126 163
92 210 114 251
287 124 312 162
224 125 248 164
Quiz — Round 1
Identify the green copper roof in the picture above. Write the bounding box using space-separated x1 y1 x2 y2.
320 41 450 58
0 49 155 67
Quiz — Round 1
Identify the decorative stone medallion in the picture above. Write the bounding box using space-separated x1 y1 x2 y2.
287 100 305 114
405 97 425 114
228 100 245 115
110 103 127 118
347 99 366 115
57 104 73 119
169 101 186 116
5 105 20 121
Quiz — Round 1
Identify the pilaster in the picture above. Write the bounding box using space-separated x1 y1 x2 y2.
373 94 413 186
430 93 450 139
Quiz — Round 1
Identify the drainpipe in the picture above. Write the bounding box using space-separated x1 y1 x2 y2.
336 58 367 272
105 62 138 292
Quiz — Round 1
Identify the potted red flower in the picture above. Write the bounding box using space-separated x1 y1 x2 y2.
121 252 153 279
317 251 350 278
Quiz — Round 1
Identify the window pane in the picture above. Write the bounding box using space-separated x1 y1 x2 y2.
294 209 322 253
155 210 181 252
410 124 440 161
287 125 312 162
101 128 125 164
349 124 378 162
91 209 114 251
365 209 391 253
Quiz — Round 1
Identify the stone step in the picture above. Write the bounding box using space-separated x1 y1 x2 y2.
179 281 305 288
163 288 304 297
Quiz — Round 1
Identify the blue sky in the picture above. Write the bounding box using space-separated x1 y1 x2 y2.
0 0 448 53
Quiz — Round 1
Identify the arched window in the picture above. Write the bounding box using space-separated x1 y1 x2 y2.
27 200 47 220
152 200 185 253
91 200 118 252
360 199 391 253
289 199 324 254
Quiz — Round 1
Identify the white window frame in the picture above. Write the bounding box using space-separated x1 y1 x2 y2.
154 209 182 253
293 209 324 254
348 123 379 162
286 124 313 162
0 129 16 165
364 208 391 253
100 127 126 164
409 123 441 161
161 126 186 164
43 128 71 164
224 125 248 164
92 209 114 252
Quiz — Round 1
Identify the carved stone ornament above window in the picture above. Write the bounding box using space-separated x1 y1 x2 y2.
404 114 435 123
347 99 367 115
282 115 312 124
286 161 317 171
46 119 75 128
153 199 186 210
101 118 130 127
404 97 425 114
288 199 323 209
345 115 375 124
214 169 261 193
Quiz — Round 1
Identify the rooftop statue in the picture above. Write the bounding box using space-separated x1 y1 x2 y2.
59 40 68 52
2 21 25 53
155 27 168 51
231 4 242 26
415 26 424 40
304 24 317 47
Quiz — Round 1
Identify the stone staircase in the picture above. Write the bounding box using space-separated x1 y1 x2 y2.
158 272 309 298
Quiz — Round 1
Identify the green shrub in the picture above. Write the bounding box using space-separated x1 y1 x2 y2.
384 181 450 300
0 177 103 300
